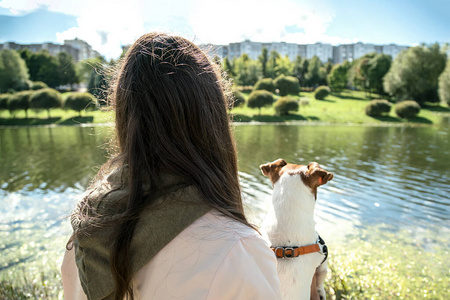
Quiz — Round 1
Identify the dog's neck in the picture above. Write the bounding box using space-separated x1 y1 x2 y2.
267 174 318 246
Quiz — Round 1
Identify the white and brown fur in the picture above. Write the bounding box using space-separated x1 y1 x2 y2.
260 159 333 300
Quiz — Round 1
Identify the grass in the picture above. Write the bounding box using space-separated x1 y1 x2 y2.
1 224 447 299
231 90 450 125
0 108 113 126
1 90 449 126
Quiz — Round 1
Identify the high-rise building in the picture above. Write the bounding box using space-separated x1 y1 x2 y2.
0 38 100 61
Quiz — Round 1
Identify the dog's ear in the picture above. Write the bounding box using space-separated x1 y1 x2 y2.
310 168 334 186
260 158 287 177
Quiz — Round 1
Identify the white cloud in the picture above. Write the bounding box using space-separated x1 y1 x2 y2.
0 0 357 58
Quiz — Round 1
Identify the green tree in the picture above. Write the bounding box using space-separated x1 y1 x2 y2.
78 56 110 105
234 54 262 86
275 55 294 76
438 59 450 106
348 53 375 94
30 88 62 118
10 90 33 118
0 94 11 111
57 52 79 87
222 57 234 77
292 56 309 86
274 96 299 115
328 62 350 92
258 47 269 77
0 50 30 92
254 78 276 93
64 92 97 116
306 56 327 87
384 44 447 104
367 54 392 95
266 50 280 78
274 75 300 96
25 51 61 88
247 90 275 115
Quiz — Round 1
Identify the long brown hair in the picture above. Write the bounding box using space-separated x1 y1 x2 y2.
70 33 253 300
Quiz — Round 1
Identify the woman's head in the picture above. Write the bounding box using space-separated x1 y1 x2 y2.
106 33 251 299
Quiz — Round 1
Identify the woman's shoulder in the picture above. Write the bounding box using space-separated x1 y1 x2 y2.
134 210 281 299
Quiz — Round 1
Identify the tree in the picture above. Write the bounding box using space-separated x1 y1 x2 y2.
234 54 262 86
64 92 98 116
10 90 33 118
367 54 392 95
306 56 327 87
274 75 300 96
266 50 280 78
30 88 62 118
24 50 61 88
0 94 10 111
275 55 293 76
292 56 309 86
314 86 331 100
57 52 79 87
438 59 450 106
328 62 350 92
0 50 30 92
258 47 269 77
348 53 374 94
78 56 110 105
247 90 275 115
384 44 447 104
254 78 276 93
274 96 299 115
222 57 234 77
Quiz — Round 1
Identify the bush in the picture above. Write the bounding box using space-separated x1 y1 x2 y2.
254 78 276 93
31 81 48 90
64 92 97 116
0 94 10 110
10 91 33 118
30 88 62 118
231 90 245 109
365 99 392 117
274 96 299 115
314 85 331 100
247 90 275 115
274 75 300 96
395 100 421 119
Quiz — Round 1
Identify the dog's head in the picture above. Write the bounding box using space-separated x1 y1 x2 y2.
259 158 333 199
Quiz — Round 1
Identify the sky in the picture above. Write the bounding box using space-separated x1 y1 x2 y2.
0 0 449 59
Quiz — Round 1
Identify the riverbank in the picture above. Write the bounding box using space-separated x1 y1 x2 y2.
1 224 447 299
1 90 449 127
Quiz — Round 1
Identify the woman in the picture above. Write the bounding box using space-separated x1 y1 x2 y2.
61 33 281 300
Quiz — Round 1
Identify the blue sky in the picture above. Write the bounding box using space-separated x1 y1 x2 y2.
0 0 449 59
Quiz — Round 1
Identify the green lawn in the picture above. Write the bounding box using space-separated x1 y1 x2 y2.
231 90 450 125
1 90 449 126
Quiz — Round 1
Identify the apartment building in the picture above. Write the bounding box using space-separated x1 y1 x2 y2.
0 38 100 61
206 40 409 64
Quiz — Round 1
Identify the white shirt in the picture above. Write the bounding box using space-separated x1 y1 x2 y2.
61 210 282 299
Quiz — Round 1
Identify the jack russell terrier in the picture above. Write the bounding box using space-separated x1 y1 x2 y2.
260 159 333 300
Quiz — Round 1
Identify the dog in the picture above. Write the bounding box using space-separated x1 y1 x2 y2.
260 158 333 300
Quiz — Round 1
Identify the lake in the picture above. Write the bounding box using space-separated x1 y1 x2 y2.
0 123 449 297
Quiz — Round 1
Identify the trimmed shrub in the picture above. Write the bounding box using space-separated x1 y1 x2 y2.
247 90 275 115
0 94 10 110
274 96 299 115
314 85 331 100
254 78 276 93
395 100 421 119
365 99 392 117
10 91 33 118
231 90 245 109
64 92 98 116
30 88 62 118
274 75 300 96
31 81 48 90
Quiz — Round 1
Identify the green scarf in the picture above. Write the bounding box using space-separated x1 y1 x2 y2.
71 167 211 299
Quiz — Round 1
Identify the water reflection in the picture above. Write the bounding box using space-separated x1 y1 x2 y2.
0 124 449 272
